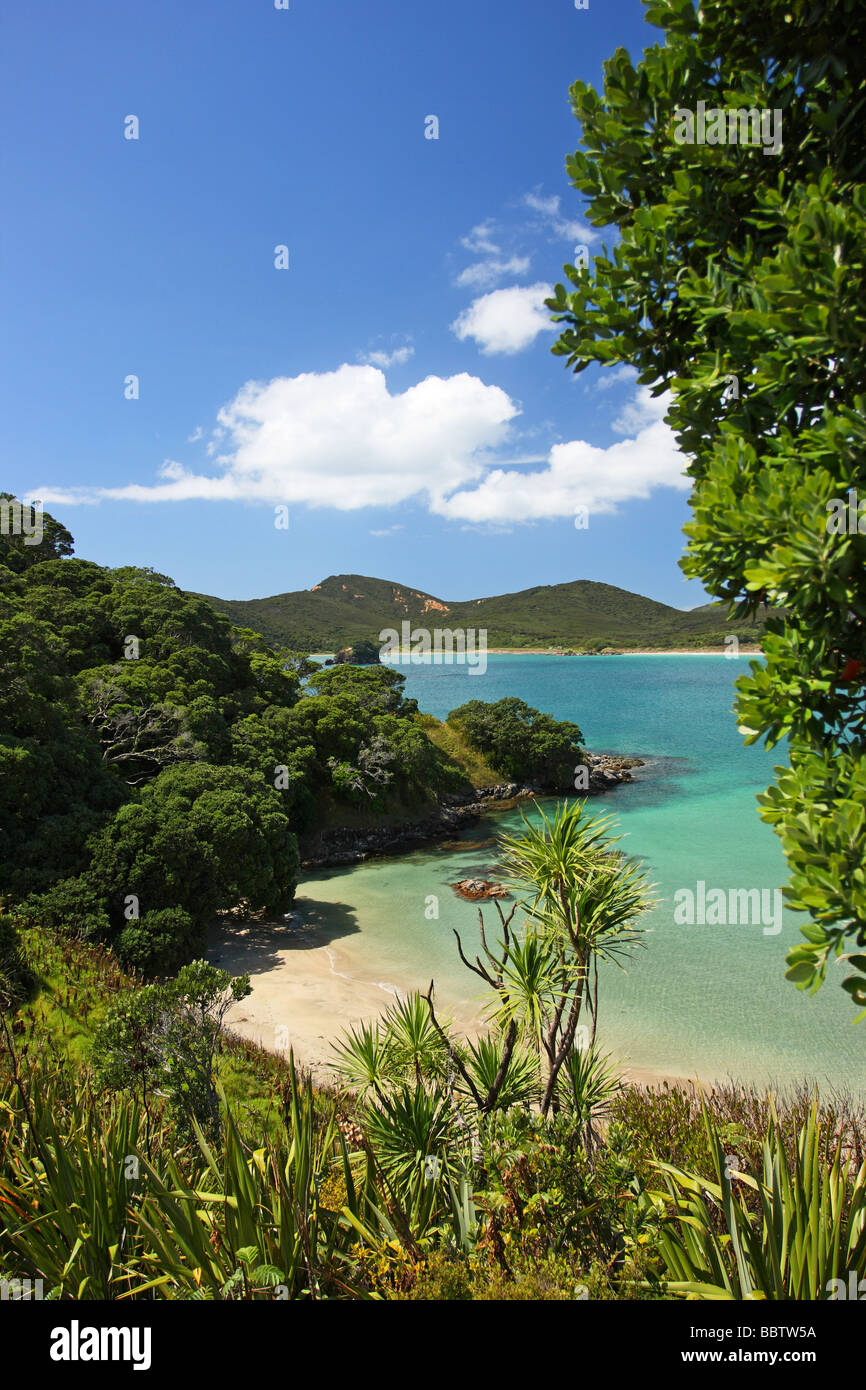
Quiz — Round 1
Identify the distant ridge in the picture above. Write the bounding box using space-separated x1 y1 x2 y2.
195 574 763 652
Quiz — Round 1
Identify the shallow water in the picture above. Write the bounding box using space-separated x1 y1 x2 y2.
299 655 864 1092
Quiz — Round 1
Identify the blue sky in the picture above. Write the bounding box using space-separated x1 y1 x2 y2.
1 0 705 609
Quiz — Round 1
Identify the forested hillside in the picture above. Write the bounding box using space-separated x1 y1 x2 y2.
198 572 764 651
0 506 477 977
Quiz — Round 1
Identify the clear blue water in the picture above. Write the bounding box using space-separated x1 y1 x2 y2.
300 655 864 1093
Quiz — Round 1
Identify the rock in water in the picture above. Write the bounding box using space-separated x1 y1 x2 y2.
452 878 509 901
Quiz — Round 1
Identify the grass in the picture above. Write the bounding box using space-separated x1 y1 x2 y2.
15 928 128 1064
9 927 334 1145
418 714 503 787
610 1078 866 1191
297 717 504 852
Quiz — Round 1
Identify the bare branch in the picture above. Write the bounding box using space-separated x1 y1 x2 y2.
421 981 483 1111
452 928 497 987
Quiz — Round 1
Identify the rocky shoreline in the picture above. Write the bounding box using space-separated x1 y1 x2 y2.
299 752 644 869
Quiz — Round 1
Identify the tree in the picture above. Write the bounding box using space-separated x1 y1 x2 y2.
448 697 584 788
92 962 251 1143
306 662 413 714
68 764 299 971
0 506 470 976
332 639 382 666
229 626 320 679
80 669 202 785
546 0 866 1012
116 906 200 975
0 609 126 896
426 802 651 1117
0 493 74 574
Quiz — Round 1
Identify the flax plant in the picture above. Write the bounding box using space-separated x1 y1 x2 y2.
650 1100 866 1299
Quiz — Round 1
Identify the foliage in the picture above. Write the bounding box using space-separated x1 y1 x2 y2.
650 1099 866 1299
559 1045 622 1137
448 697 584 788
417 713 503 788
546 0 866 1009
0 912 34 1008
200 571 762 652
0 505 476 971
0 1053 358 1299
331 639 382 665
3 929 864 1303
0 492 74 573
88 765 298 941
92 961 251 1142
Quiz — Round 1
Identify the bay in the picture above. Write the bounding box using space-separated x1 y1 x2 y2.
300 655 863 1091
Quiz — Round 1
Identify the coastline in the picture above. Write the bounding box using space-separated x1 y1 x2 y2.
480 647 763 656
299 754 641 868
324 648 764 661
208 917 716 1095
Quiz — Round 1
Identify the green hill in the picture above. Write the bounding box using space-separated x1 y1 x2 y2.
195 574 764 652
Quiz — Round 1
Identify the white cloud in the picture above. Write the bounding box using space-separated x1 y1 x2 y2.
455 255 531 290
39 365 518 512
36 376 683 530
187 426 204 442
158 459 186 480
451 283 555 355
523 192 559 217
454 218 531 291
611 388 666 434
593 364 639 393
460 221 500 255
432 390 687 522
522 190 597 245
359 345 415 368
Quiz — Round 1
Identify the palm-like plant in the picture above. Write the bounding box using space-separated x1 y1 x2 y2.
463 1034 540 1114
331 993 450 1097
483 801 652 1114
363 1082 456 1190
495 932 565 1046
500 802 650 974
330 1019 394 1098
330 997 478 1247
385 993 451 1084
558 1043 622 1152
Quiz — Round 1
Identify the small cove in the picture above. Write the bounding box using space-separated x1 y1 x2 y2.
294 655 863 1092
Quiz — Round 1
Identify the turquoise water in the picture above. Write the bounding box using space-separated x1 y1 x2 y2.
300 655 864 1092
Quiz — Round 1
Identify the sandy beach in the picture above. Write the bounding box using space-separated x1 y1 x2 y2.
208 916 713 1093
208 916 487 1087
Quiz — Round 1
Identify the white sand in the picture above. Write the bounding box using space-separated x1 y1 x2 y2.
208 917 414 1086
208 916 709 1093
